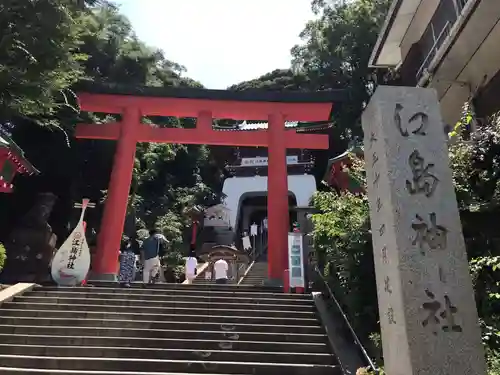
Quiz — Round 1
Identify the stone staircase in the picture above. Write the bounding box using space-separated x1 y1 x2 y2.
238 261 268 286
192 268 238 285
0 283 342 374
193 275 237 285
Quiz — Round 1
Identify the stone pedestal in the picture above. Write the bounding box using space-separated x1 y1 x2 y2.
362 86 486 375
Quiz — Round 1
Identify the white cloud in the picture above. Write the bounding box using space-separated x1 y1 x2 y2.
114 0 314 88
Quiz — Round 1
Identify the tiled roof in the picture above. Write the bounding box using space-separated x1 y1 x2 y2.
0 130 39 174
76 81 346 103
212 120 332 132
237 121 299 130
327 146 364 164
0 135 9 147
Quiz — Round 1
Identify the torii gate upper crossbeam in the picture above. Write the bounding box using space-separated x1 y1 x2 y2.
75 123 329 149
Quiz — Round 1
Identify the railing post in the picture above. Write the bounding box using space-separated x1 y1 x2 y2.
283 269 290 293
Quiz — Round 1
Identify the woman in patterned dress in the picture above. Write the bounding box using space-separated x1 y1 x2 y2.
119 240 136 287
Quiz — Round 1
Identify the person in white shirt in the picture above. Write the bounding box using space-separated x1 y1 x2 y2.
185 251 198 284
213 258 229 284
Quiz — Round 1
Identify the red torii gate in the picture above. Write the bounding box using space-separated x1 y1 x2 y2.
75 84 342 283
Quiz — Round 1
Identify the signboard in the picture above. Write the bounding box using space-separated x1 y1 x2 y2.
51 199 92 286
203 218 230 227
204 204 231 227
287 232 305 288
240 156 298 167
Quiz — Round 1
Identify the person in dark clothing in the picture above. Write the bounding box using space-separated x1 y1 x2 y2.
141 229 161 284
119 239 136 287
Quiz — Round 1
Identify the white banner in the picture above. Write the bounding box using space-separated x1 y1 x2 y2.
242 236 252 250
288 232 305 288
51 199 91 286
240 156 298 167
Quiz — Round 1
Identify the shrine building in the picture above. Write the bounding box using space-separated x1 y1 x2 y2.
322 146 365 195
214 120 333 240
0 129 39 193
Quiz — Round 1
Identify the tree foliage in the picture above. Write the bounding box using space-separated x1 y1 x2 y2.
0 0 88 127
449 112 500 373
0 1 223 268
311 187 378 342
449 112 500 212
0 243 6 272
291 0 391 141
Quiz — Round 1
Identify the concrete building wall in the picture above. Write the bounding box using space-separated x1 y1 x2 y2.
222 175 317 232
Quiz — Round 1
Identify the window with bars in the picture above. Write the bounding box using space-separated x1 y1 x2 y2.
416 0 472 82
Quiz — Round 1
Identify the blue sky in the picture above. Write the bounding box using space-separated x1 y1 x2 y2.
113 0 315 89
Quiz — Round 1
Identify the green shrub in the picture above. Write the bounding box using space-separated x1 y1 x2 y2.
0 242 6 272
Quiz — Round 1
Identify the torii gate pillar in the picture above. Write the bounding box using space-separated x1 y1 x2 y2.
267 113 289 281
92 107 139 279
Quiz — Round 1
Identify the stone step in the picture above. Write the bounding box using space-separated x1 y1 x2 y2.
0 284 339 374
239 261 269 287
0 370 243 375
83 282 288 294
25 290 312 306
15 295 314 312
240 276 267 279
35 286 308 300
0 333 330 353
0 308 319 326
3 301 315 319
0 355 341 375
0 344 335 365
194 279 238 284
0 325 327 343
244 268 267 271
238 281 264 284
0 316 323 334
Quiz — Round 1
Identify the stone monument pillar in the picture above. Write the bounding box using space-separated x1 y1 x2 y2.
362 86 486 375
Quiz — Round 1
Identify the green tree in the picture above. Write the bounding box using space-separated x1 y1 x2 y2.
449 111 500 372
291 0 391 142
0 243 6 272
0 1 223 263
0 0 89 127
310 155 380 356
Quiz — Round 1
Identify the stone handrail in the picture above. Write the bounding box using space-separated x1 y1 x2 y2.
313 266 378 373
237 260 256 285
0 283 37 305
